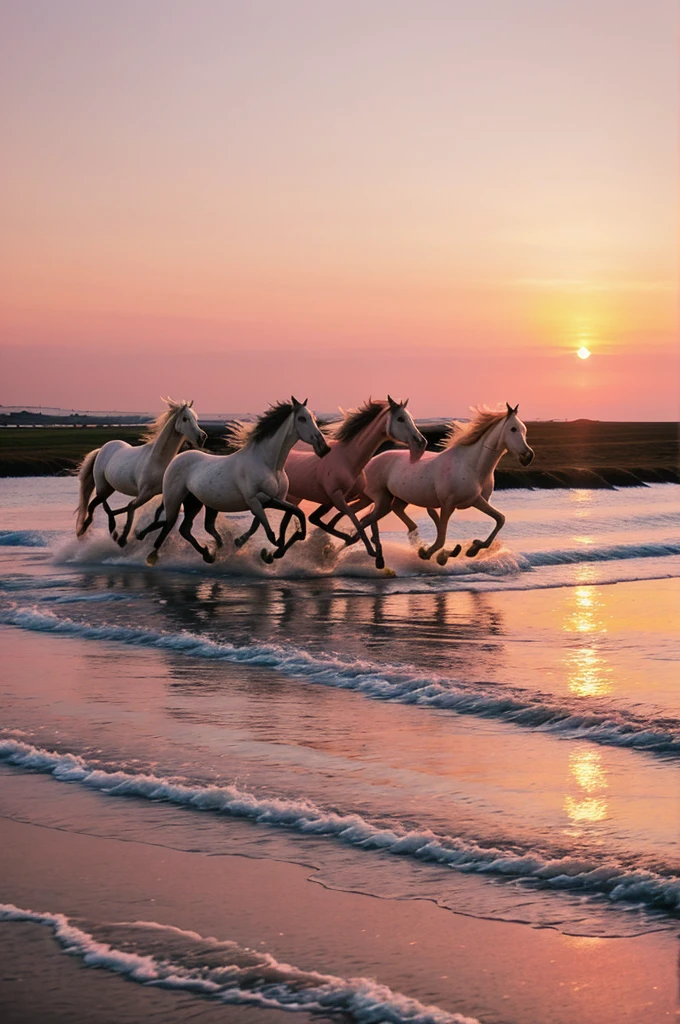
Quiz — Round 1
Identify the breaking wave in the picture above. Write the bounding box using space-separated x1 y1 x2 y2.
0 903 478 1023
524 541 680 567
0 529 52 547
2 605 678 755
1 739 679 916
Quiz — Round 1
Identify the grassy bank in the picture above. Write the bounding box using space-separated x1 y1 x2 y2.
1 420 678 487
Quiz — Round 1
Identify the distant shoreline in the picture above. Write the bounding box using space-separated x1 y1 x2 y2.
1 420 678 488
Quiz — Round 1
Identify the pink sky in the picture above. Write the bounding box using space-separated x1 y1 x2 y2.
1 0 677 418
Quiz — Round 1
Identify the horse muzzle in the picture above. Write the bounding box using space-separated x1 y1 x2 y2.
519 448 534 467
315 439 332 458
197 430 208 448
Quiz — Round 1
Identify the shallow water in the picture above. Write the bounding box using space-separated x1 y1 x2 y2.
1 477 679 1018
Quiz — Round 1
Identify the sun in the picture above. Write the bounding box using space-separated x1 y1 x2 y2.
577 346 591 360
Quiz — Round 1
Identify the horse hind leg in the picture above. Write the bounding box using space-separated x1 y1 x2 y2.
79 484 115 536
179 494 215 563
203 507 223 549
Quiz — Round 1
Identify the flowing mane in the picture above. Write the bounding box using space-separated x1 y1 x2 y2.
226 401 294 450
441 406 508 449
333 399 387 444
141 398 191 442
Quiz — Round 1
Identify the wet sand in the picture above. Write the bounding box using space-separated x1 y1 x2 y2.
0 814 677 1024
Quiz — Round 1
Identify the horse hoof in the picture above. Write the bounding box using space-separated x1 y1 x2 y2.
215 537 224 549
111 531 118 542
418 547 430 560
383 567 396 578
466 545 480 558
375 555 385 570
261 549 274 564
146 551 159 566
202 550 216 564
436 551 448 566
234 538 245 549
117 537 127 549
451 544 462 558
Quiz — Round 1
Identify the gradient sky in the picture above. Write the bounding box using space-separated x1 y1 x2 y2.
1 0 677 417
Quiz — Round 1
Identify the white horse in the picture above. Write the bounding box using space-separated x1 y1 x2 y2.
139 398 330 565
354 403 534 568
76 398 206 546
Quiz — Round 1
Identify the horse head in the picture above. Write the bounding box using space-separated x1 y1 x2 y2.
173 400 207 448
503 403 534 465
387 396 427 462
291 397 331 458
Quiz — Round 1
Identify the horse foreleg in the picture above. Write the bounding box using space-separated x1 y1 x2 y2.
355 495 394 570
276 510 294 548
117 493 157 548
179 494 214 563
466 496 505 557
243 497 279 564
328 491 376 558
261 498 306 560
325 495 373 538
234 516 261 549
392 498 420 535
308 504 355 545
425 508 461 563
418 507 454 562
203 507 223 549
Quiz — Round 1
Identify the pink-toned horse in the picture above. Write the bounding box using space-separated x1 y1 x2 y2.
275 397 426 567
352 404 534 568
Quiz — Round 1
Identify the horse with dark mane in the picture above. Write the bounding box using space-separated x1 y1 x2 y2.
138 398 329 565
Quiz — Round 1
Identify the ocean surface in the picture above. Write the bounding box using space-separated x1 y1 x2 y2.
1 477 679 1021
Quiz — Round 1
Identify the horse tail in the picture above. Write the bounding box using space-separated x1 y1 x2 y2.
75 448 100 535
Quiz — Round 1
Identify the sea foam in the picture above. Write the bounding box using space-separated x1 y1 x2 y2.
1 738 678 915
0 903 479 1023
1 604 678 755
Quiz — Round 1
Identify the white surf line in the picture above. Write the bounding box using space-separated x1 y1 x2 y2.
1 738 679 915
1 604 679 756
0 902 480 1024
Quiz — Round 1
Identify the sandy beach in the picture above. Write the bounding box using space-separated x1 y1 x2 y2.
1 815 677 1024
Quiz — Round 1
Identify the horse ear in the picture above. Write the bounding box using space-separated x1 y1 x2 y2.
387 395 399 411
291 395 299 407
513 403 519 414
403 397 409 407
506 402 513 416
188 399 194 408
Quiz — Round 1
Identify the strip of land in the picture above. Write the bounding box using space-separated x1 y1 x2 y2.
0 421 678 487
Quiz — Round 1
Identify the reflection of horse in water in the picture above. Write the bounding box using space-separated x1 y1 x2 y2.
347 404 534 569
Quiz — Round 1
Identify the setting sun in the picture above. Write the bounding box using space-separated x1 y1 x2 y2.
577 347 592 360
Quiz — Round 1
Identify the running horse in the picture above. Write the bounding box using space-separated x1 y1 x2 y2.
75 398 206 546
352 403 534 568
274 397 427 565
138 398 330 565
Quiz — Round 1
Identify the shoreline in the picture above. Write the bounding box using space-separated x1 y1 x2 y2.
0 812 677 1024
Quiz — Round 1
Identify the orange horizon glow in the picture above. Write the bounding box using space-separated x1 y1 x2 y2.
1 2 677 417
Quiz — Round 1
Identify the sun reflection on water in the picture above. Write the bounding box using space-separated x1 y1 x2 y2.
563 583 612 696
565 749 609 825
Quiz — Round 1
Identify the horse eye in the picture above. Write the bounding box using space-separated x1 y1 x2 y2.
510 426 517 432
183 416 187 421
297 415 306 422
397 416 405 422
